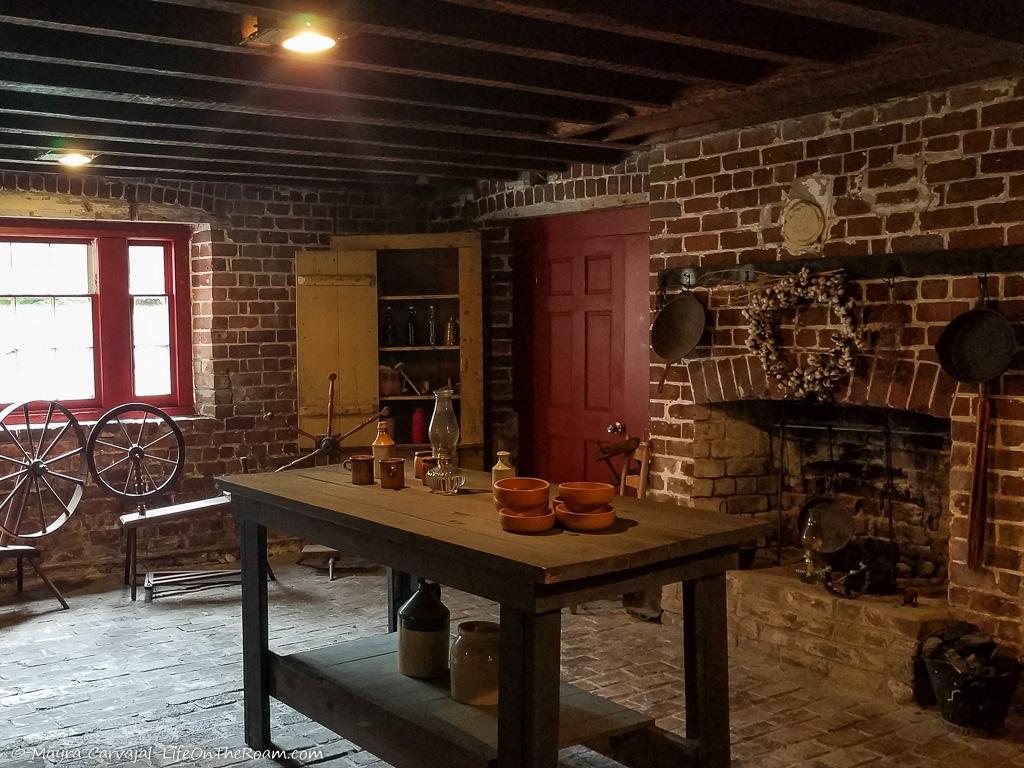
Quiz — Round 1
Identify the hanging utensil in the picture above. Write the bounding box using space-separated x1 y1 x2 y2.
935 275 1017 571
651 288 707 393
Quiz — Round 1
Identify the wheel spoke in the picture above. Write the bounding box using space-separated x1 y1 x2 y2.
1 421 32 462
94 438 130 452
143 431 175 451
123 460 136 496
0 468 27 485
96 453 131 477
147 454 179 466
137 412 148 445
0 474 29 521
22 404 36 458
140 458 160 491
7 475 30 537
33 477 47 535
46 446 84 465
40 475 70 515
38 401 55 457
115 416 134 447
47 470 84 486
0 453 28 468
40 419 72 460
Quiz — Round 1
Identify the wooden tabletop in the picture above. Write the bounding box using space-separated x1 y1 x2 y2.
219 467 769 586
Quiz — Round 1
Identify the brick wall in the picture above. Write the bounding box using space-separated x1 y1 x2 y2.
451 76 1024 650
0 172 436 581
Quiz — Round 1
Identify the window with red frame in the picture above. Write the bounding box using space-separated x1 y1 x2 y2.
0 222 192 415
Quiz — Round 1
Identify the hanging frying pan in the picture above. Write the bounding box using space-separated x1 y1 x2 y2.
651 291 707 393
935 279 1018 570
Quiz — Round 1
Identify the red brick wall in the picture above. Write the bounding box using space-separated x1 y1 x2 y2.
453 77 1024 649
0 172 436 581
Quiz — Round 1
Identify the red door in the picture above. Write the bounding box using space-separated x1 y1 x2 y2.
513 208 650 483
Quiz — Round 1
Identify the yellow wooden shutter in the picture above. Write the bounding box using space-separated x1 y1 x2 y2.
296 248 379 448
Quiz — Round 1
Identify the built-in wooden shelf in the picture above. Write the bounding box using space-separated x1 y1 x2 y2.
380 394 461 401
267 634 652 768
380 345 459 352
379 293 460 301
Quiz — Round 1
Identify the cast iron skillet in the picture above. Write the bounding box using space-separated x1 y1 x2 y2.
651 292 706 392
935 307 1017 385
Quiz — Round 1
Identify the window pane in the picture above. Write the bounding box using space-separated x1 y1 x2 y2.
132 296 170 347
0 296 96 403
5 242 89 295
55 297 94 348
129 245 166 295
133 345 172 396
52 348 95 401
14 297 54 348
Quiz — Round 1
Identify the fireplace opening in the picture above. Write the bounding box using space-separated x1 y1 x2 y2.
692 401 951 585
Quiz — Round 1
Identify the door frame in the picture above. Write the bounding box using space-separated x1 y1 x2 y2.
511 206 651 476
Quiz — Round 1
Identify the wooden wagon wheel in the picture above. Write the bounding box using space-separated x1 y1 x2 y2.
86 403 185 503
0 400 87 542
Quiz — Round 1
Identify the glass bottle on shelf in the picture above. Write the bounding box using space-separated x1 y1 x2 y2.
427 304 438 346
425 387 465 495
444 316 460 346
382 305 396 347
407 306 418 346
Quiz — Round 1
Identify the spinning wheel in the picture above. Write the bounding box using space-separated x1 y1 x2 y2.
85 403 185 505
0 400 87 541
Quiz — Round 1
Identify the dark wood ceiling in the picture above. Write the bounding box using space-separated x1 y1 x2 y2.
0 0 1019 189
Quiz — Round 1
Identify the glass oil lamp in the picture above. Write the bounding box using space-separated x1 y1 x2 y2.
425 387 465 495
797 508 827 584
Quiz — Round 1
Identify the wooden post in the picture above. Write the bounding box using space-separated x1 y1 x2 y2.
240 516 271 750
498 605 561 768
386 568 415 633
682 573 731 768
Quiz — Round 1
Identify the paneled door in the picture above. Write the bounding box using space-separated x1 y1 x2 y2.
514 208 650 482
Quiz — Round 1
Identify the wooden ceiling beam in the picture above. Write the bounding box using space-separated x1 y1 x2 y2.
0 14 626 124
0 111 568 173
595 45 1021 143
738 0 1024 51
0 49 563 140
0 137 520 182
145 0 776 84
3 0 679 110
0 92 627 167
441 0 886 64
0 160 449 190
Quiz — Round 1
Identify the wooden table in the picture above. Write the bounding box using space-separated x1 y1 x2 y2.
217 467 769 768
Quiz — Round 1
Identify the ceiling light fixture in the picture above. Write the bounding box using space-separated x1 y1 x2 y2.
36 150 96 167
282 27 336 53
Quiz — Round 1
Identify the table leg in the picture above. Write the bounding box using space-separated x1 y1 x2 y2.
16 557 23 593
498 605 561 768
240 518 271 750
682 572 730 768
386 568 415 633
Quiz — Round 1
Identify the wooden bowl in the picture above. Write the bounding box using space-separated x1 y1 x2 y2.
493 477 550 514
556 481 615 513
555 502 616 532
500 509 556 534
494 499 549 516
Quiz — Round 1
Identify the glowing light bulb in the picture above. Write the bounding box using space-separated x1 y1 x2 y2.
57 152 94 167
282 28 336 53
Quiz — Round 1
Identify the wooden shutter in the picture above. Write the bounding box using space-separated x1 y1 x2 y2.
295 249 379 448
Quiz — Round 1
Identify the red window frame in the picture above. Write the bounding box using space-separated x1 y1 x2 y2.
0 220 193 418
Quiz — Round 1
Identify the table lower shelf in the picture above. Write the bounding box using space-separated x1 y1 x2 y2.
268 633 653 768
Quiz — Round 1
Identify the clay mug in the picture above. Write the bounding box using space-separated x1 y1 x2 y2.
343 454 375 485
420 456 439 485
379 457 406 490
413 450 434 480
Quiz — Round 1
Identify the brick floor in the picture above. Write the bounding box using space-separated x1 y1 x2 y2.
0 565 1021 767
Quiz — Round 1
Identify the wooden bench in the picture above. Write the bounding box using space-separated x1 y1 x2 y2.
120 495 274 602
